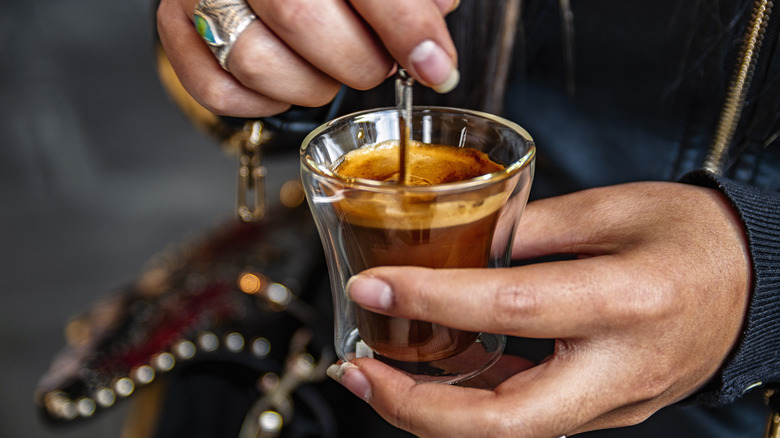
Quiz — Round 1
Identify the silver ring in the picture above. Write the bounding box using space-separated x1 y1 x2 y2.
194 0 256 70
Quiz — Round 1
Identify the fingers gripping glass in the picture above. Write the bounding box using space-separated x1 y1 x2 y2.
301 107 536 383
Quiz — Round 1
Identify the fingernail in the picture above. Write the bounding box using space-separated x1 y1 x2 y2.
327 362 371 402
409 40 460 94
433 0 460 13
386 63 399 79
346 275 393 310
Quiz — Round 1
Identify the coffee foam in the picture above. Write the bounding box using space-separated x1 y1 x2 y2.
334 140 504 185
332 141 510 229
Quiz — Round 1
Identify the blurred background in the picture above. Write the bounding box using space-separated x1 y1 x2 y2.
0 0 305 436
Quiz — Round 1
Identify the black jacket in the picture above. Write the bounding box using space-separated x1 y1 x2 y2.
500 0 780 434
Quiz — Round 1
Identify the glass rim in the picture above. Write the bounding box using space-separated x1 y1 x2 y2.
300 106 536 193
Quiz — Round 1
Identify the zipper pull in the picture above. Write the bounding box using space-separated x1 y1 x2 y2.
235 120 267 222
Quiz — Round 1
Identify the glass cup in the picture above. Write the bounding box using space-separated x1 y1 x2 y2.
301 107 535 383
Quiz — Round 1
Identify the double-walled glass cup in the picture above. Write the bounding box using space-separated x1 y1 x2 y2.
301 107 535 383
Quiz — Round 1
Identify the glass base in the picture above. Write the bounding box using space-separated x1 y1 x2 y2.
341 330 505 384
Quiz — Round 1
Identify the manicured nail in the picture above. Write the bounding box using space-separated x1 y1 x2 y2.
346 275 393 310
409 40 460 94
327 362 371 402
433 0 460 13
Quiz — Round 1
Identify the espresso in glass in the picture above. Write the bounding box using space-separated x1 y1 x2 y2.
332 140 506 362
301 106 535 383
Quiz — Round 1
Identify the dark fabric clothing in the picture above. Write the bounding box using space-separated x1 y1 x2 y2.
505 0 780 195
683 171 780 405
494 0 780 436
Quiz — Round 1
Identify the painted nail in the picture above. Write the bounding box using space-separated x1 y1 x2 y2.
409 40 460 94
327 362 371 402
346 276 393 310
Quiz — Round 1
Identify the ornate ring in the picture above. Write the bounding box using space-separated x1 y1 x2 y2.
194 0 256 70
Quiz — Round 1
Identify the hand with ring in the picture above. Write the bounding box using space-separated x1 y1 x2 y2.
156 0 461 118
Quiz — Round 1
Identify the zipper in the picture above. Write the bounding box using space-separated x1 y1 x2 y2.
704 0 774 175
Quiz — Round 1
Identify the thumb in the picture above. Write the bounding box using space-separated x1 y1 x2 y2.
329 354 603 438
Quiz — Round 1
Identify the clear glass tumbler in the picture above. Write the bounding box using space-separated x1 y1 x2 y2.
301 107 535 383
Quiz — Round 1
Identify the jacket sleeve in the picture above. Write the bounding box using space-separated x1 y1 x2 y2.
681 170 780 407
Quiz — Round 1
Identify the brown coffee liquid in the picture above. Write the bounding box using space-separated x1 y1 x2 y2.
333 141 506 362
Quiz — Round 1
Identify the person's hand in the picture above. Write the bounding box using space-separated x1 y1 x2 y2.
156 0 460 117
330 182 751 437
